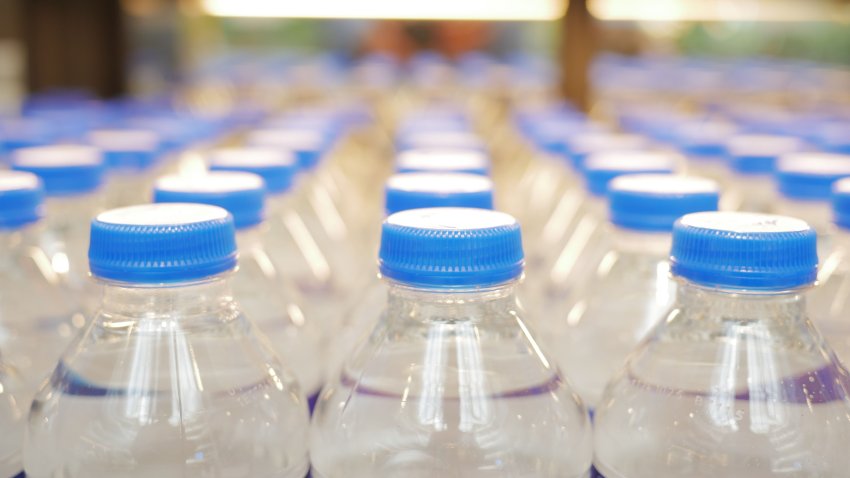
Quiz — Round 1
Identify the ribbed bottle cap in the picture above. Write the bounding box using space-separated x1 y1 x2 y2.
153 172 266 229
208 148 298 194
379 207 524 288
568 133 650 170
0 171 45 229
583 151 677 197
12 145 105 196
246 129 327 169
609 174 719 232
397 131 486 152
89 203 237 283
395 148 490 176
385 173 494 215
776 153 850 201
726 134 802 175
671 211 817 290
831 178 850 230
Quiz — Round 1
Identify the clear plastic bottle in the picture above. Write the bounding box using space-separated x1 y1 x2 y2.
88 129 163 209
775 152 850 258
594 211 850 477
312 207 592 478
12 145 105 302
24 203 309 477
549 174 719 410
724 134 802 212
327 173 496 381
153 172 324 410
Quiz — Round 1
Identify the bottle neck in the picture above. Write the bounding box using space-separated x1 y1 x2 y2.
96 275 236 323
384 279 521 324
266 193 295 217
235 225 266 251
610 227 672 256
675 279 809 320
45 194 100 226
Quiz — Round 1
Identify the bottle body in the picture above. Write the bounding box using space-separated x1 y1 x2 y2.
594 281 850 477
810 231 850 367
311 281 593 478
24 277 310 478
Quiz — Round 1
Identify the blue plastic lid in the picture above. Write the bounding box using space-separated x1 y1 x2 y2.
395 148 490 176
831 178 850 230
153 172 266 230
208 148 298 194
246 128 329 169
776 153 850 201
385 173 494 215
583 151 677 197
671 211 817 290
567 133 650 170
726 134 802 175
89 129 161 171
12 145 105 196
379 207 524 288
0 171 45 230
89 203 237 283
609 174 719 232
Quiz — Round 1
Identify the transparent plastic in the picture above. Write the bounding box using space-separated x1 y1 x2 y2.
234 227 324 406
549 230 674 409
775 197 835 259
311 279 593 478
726 175 776 213
811 230 850 366
0 352 26 477
594 281 850 477
0 226 81 396
24 276 310 478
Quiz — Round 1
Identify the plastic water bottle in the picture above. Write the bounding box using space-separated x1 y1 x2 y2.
312 207 593 478
395 148 490 176
88 129 162 209
724 134 802 212
775 152 850 258
327 172 496 380
550 174 719 410
24 203 309 477
594 211 850 477
208 147 343 329
153 172 324 410
810 177 850 365
12 145 105 298
668 120 737 183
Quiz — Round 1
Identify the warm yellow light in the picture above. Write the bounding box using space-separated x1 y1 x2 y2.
201 0 567 20
591 0 850 22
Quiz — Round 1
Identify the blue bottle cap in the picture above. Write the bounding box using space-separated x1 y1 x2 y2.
831 178 850 230
568 133 650 170
385 173 494 215
583 151 677 197
726 134 802 175
12 145 105 196
89 203 237 283
153 172 266 230
609 174 719 232
671 211 817 290
673 121 737 160
776 153 850 201
0 171 45 229
379 207 524 288
89 129 161 171
395 148 490 176
246 128 328 169
209 148 298 195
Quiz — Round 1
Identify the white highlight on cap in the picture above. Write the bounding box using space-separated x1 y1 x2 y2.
387 207 515 230
726 135 802 157
209 147 297 167
0 171 41 191
387 172 493 194
89 129 159 152
401 131 483 149
833 177 850 195
247 129 324 149
585 151 677 171
97 203 229 226
156 172 264 194
610 174 718 195
14 145 102 167
396 149 490 172
570 133 649 154
676 121 737 144
680 211 810 233
777 153 850 175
